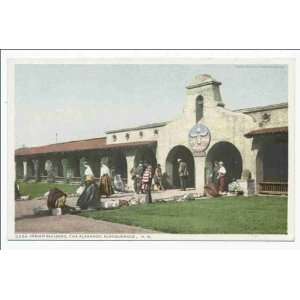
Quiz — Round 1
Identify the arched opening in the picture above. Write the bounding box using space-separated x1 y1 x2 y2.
165 145 195 188
40 160 47 177
134 147 157 168
15 160 24 179
37 159 47 178
53 160 64 177
112 151 128 181
86 155 100 178
196 95 204 123
27 160 35 178
79 157 87 178
45 160 53 176
72 157 81 177
205 142 243 188
92 158 101 178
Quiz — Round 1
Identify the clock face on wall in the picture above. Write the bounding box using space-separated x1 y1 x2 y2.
189 123 211 156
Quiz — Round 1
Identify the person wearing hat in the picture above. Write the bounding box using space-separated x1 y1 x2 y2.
217 161 227 195
77 175 100 209
84 161 94 176
83 161 94 184
178 158 189 191
99 161 114 197
80 159 94 185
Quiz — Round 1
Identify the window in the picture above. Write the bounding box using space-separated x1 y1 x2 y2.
139 131 143 138
125 133 130 140
196 95 204 123
154 129 159 135
112 134 117 142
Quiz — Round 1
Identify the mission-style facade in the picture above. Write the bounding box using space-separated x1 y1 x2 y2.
15 74 288 195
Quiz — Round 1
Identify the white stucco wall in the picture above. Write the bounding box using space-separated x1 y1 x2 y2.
154 75 258 189
106 125 163 144
103 74 288 193
244 107 288 128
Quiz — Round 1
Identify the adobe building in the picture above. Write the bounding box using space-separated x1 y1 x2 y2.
15 74 288 195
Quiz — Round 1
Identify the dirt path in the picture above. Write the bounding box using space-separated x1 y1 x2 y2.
15 189 197 234
15 214 156 233
15 198 156 234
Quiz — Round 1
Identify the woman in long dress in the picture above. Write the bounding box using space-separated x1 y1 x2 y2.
99 162 113 197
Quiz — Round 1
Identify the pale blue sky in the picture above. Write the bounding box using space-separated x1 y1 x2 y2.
15 64 288 148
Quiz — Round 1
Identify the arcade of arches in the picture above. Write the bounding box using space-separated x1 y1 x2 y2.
15 138 288 194
16 146 157 184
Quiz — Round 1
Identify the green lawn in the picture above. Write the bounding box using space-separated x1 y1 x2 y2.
18 181 79 199
81 196 288 234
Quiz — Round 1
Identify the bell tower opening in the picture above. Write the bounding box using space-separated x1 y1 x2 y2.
185 75 225 121
196 95 203 123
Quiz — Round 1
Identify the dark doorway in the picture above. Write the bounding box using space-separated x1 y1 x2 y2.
205 142 243 185
134 147 157 168
72 157 81 177
257 141 288 182
39 160 47 176
165 145 195 188
16 160 24 179
55 160 64 177
112 151 128 180
27 160 35 178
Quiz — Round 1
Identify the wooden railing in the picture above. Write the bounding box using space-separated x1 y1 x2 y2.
259 182 288 195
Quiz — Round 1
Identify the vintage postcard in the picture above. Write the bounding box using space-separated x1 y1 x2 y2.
2 51 295 241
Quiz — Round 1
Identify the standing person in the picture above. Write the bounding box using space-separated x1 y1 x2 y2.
178 158 189 191
212 161 220 191
154 164 164 191
100 161 111 177
99 162 113 197
217 161 227 195
79 160 93 185
114 174 125 192
130 166 138 192
135 161 144 194
142 165 153 203
83 161 94 178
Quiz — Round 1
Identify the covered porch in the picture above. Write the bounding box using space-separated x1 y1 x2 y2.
15 137 157 191
245 126 288 195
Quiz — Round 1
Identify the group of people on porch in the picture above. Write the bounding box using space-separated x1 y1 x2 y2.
79 157 194 205
77 159 166 207
130 162 164 194
130 162 164 203
17 156 230 211
50 156 229 210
